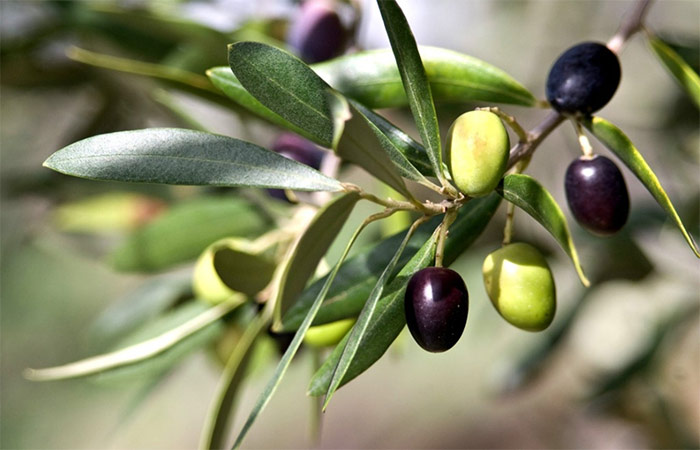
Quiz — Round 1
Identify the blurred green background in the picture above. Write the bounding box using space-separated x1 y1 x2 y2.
1 0 698 448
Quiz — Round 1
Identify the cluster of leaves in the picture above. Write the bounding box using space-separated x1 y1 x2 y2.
21 0 699 448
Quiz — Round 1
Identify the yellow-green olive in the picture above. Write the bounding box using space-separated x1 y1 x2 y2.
446 110 510 197
192 238 274 305
303 318 356 348
482 242 556 332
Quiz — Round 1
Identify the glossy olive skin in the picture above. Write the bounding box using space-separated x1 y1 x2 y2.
546 42 621 115
287 0 347 63
482 243 556 332
565 155 629 236
446 110 509 198
404 267 469 352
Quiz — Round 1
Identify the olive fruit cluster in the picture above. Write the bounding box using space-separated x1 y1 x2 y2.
482 243 556 332
565 155 629 236
404 267 469 352
546 42 621 115
287 0 347 64
446 110 510 197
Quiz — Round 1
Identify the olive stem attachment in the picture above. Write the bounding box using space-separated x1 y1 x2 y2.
572 120 594 158
434 209 457 267
502 201 516 246
477 106 529 143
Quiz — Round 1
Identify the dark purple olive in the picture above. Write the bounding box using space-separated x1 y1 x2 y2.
272 133 324 169
287 0 347 63
404 267 469 353
268 133 325 201
565 155 629 236
546 42 621 115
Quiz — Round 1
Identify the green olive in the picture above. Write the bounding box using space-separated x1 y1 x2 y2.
482 242 556 331
193 238 274 305
303 318 356 348
446 110 510 197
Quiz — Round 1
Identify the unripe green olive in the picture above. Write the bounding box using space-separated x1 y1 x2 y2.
482 242 556 332
303 318 356 348
193 238 274 305
446 110 510 197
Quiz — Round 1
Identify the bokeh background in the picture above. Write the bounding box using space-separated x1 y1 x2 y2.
2 0 699 448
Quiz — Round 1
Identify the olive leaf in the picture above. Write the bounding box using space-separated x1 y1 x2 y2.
321 214 429 410
199 313 270 450
647 34 700 108
207 67 316 139
273 192 361 330
24 301 239 382
377 0 446 186
231 214 382 449
44 128 344 191
88 272 192 351
307 193 501 396
499 174 590 286
313 46 538 108
228 41 348 149
110 196 269 272
336 102 420 198
584 116 700 258
209 65 435 179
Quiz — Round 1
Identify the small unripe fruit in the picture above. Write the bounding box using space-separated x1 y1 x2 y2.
546 42 621 115
193 238 275 305
404 267 469 353
482 243 556 332
446 110 510 197
303 318 356 348
565 155 629 236
287 0 347 63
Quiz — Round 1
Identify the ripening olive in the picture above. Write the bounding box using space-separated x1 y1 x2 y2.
303 318 356 348
446 110 510 197
482 243 556 332
565 154 629 236
546 42 621 115
404 267 469 352
287 0 347 63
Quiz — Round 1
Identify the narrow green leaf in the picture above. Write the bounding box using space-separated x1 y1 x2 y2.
228 42 347 149
313 46 538 108
199 313 270 450
336 102 415 197
279 226 430 332
354 102 434 177
584 116 700 258
88 271 192 350
44 128 343 192
207 66 435 177
499 174 590 286
231 217 375 449
110 197 268 272
273 192 361 329
24 301 239 382
648 35 700 108
68 47 220 94
377 0 445 184
307 193 501 396
208 67 316 137
322 215 427 409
